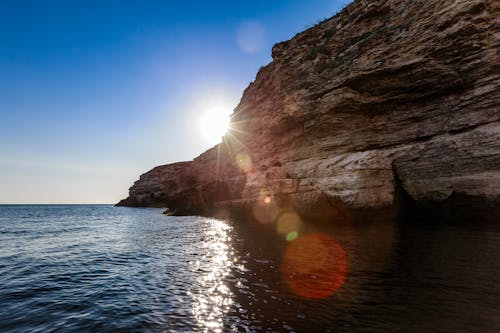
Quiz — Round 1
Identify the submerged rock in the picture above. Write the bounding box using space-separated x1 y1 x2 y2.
117 0 500 221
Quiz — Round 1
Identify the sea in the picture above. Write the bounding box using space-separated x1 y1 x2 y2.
0 205 498 332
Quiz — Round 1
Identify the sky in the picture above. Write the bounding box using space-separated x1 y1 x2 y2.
0 0 351 204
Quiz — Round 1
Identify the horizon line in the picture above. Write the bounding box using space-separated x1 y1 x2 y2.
0 203 116 206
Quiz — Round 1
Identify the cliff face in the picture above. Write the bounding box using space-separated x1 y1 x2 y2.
118 0 500 221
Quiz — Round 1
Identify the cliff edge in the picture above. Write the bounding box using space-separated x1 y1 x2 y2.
118 0 500 221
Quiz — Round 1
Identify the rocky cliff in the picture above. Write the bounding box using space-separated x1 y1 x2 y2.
118 0 500 221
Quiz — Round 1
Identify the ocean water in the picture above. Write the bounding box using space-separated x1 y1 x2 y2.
0 205 498 332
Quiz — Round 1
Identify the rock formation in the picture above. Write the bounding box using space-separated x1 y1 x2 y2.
118 0 500 221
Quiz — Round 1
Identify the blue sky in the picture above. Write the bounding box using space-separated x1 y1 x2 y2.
0 0 350 204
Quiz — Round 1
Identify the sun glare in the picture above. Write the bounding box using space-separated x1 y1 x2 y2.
198 106 231 145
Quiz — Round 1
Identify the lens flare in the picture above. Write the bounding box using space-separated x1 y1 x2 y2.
237 20 266 54
235 152 252 173
280 233 347 299
252 199 279 224
286 231 299 241
276 211 302 236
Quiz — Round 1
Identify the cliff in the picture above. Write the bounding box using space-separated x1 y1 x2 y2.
118 0 500 221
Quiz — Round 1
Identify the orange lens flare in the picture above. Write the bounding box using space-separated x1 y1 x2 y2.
280 233 347 299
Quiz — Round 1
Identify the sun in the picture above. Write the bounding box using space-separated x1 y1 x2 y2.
198 106 232 145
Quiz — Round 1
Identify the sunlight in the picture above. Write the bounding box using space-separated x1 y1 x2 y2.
192 218 234 332
198 106 232 145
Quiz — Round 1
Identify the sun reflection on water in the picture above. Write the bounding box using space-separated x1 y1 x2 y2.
191 218 234 332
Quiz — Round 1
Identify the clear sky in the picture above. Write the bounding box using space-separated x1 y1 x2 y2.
0 0 351 204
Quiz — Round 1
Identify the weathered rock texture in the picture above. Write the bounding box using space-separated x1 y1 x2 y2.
118 0 500 221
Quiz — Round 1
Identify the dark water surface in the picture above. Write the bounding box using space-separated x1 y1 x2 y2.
0 205 498 332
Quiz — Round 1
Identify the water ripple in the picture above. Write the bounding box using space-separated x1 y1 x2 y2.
0 205 498 332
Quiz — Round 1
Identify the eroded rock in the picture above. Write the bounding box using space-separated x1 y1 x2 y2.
118 0 500 221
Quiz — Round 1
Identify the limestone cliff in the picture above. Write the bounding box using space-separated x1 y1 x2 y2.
118 0 500 221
